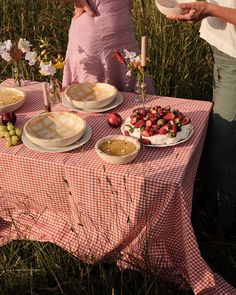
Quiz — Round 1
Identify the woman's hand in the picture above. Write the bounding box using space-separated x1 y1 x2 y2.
167 1 210 23
74 0 96 17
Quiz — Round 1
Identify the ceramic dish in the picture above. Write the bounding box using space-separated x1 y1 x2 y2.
95 135 140 165
24 112 86 148
62 92 123 113
0 87 26 113
22 124 92 153
64 82 118 109
121 123 194 147
155 0 196 16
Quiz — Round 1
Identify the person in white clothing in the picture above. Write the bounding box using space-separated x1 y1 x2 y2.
168 1 236 231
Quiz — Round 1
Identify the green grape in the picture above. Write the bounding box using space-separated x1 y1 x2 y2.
11 135 19 144
5 139 12 147
0 131 5 138
4 131 10 138
9 129 16 136
7 123 14 131
15 128 22 137
0 125 7 132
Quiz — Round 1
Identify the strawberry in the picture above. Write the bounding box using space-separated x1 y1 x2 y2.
148 130 155 136
144 126 151 132
145 120 152 127
182 117 190 125
152 124 158 131
141 130 150 137
138 108 147 116
140 138 151 145
163 111 175 121
134 119 145 128
159 124 169 135
130 117 137 125
170 124 177 134
157 119 165 127
124 130 130 136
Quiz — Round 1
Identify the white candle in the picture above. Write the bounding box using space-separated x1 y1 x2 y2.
141 36 147 67
42 82 49 106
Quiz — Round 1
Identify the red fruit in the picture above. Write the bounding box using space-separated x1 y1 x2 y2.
163 112 175 121
144 126 151 132
171 124 177 133
124 130 130 136
141 130 150 137
145 120 152 127
157 119 165 126
134 119 145 128
152 124 158 131
159 124 169 135
107 112 122 128
130 117 137 125
182 117 190 125
140 138 152 145
148 130 155 136
138 108 147 116
0 112 17 125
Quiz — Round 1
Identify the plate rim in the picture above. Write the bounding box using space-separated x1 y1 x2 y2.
121 123 194 147
62 92 123 113
22 124 92 153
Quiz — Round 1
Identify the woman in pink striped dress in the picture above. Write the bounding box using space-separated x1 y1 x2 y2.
62 0 154 93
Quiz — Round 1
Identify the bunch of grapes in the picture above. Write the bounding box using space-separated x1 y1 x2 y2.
0 122 22 147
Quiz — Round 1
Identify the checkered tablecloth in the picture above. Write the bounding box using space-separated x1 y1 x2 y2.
0 79 235 295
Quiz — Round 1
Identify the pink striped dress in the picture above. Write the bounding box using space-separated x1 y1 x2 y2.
62 0 154 93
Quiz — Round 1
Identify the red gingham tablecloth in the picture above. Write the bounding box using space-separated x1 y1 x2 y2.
0 79 235 295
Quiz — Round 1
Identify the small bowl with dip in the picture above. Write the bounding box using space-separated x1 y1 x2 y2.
95 135 140 165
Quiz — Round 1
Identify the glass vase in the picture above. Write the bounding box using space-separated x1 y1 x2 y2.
12 66 25 87
48 77 62 105
134 79 147 107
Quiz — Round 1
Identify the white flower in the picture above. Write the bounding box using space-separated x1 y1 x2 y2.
18 38 31 53
126 70 132 77
1 51 11 62
25 51 37 66
4 40 12 51
40 61 56 76
124 49 137 61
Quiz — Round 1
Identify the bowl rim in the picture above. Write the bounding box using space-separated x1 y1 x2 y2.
0 86 26 107
64 82 118 105
24 111 86 143
95 134 141 159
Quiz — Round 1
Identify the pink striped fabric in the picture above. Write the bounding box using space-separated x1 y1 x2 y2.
0 79 235 295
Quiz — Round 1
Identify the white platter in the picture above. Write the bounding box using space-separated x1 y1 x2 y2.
62 92 123 113
121 124 194 147
22 124 92 153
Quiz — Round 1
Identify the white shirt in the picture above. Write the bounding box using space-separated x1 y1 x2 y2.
199 0 236 58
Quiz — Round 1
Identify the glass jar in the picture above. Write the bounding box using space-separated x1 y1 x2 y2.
12 65 25 87
48 77 62 105
134 79 147 107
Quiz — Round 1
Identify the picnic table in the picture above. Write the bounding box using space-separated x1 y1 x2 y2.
0 79 235 295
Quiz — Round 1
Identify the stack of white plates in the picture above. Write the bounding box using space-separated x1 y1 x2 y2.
22 112 91 152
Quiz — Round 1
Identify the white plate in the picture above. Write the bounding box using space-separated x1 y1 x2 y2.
22 124 92 153
62 92 123 113
121 124 194 147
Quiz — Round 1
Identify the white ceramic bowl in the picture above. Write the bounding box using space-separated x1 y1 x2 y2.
95 135 140 165
0 87 26 113
24 112 86 147
155 0 196 16
64 82 118 110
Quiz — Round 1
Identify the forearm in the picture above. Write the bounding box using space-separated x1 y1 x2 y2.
207 4 236 26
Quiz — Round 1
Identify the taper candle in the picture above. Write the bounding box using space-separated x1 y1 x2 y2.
141 36 147 67
42 82 51 112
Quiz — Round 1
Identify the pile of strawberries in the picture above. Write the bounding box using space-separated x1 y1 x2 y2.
125 106 190 138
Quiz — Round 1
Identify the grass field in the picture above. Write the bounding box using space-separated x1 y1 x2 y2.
0 1 236 294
